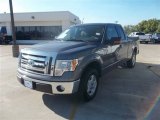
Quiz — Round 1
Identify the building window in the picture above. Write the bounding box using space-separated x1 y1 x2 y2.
16 26 62 40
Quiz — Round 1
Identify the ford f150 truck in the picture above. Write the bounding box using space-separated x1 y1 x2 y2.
17 23 139 101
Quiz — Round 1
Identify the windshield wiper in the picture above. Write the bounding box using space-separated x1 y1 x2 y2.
54 38 63 41
65 39 87 42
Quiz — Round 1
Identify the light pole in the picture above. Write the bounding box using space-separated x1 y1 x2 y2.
9 0 19 57
115 21 118 24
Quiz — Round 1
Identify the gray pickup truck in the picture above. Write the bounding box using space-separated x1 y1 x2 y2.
17 23 139 101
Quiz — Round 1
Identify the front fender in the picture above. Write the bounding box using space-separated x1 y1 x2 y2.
75 54 103 78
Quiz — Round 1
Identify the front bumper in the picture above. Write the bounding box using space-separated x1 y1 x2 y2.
17 72 80 94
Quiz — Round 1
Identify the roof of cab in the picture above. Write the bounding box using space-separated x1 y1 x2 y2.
73 23 121 27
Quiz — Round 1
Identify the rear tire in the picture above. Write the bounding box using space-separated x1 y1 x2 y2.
127 51 136 68
78 68 99 102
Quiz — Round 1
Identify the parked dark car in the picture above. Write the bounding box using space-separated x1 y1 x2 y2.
152 33 160 43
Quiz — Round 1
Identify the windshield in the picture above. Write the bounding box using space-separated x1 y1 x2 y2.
156 33 160 37
56 25 105 42
136 32 145 35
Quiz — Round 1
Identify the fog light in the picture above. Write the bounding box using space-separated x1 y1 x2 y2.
56 85 65 92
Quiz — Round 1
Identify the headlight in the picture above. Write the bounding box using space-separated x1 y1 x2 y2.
54 59 78 76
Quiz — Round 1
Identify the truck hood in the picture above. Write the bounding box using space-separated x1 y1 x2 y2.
23 40 97 53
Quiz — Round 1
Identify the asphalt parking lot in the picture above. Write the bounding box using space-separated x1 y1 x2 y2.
0 44 160 120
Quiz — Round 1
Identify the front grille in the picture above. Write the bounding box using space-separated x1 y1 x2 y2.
20 53 51 75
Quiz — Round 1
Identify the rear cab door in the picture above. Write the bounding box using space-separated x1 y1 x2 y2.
115 25 129 60
100 24 116 69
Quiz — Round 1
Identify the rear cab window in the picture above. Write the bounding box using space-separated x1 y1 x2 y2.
105 25 119 40
136 32 145 35
115 25 126 41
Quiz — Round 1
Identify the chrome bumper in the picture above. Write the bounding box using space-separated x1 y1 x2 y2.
17 73 80 94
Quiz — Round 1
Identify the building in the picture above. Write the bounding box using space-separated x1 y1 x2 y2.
0 11 81 40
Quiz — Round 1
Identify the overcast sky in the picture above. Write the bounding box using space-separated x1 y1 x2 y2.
0 0 160 25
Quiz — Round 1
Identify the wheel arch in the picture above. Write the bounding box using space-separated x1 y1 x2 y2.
81 60 102 78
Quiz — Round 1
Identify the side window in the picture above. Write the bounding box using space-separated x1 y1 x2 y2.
106 25 118 40
116 26 126 40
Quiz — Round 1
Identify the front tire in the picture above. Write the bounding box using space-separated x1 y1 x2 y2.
127 51 136 68
78 68 99 102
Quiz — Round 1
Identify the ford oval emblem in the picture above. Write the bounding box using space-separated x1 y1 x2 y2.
28 59 34 66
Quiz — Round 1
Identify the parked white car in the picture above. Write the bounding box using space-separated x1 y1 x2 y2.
129 32 144 37
129 32 152 44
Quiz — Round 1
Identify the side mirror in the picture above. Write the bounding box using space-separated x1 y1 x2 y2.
111 37 121 45
105 37 121 45
128 36 139 41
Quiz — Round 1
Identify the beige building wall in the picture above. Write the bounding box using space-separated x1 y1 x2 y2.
0 11 81 35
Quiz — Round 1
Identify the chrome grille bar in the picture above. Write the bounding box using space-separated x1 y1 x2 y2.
22 54 46 62
20 53 51 75
21 64 44 72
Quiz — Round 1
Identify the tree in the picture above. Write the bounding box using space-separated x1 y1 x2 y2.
123 25 137 35
156 24 160 33
124 18 160 34
136 20 148 32
147 19 159 33
137 19 160 33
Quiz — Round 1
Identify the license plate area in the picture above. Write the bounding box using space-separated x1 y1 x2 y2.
24 80 33 89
